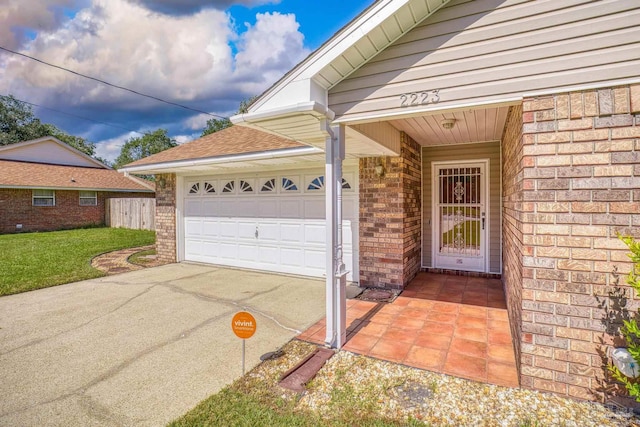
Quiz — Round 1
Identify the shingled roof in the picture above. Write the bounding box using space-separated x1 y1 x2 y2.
0 160 154 192
124 125 304 168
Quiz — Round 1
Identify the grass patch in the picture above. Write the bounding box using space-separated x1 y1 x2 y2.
169 341 424 427
128 248 156 266
0 227 155 296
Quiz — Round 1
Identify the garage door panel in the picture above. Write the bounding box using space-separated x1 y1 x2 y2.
202 220 219 237
185 239 202 256
281 247 305 267
279 200 302 218
185 219 202 236
238 244 258 262
280 223 303 243
219 221 238 238
238 222 257 240
304 224 326 246
236 200 258 217
304 199 324 219
201 241 219 258
258 200 278 217
305 249 325 271
185 200 202 216
183 169 359 281
218 243 237 259
258 246 279 264
258 222 279 241
202 200 219 215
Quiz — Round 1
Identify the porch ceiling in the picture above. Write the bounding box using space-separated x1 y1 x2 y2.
388 106 511 146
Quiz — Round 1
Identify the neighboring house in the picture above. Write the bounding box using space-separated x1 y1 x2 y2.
0 136 154 233
121 0 640 403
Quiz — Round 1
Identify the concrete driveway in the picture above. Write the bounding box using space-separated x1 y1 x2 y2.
0 263 325 426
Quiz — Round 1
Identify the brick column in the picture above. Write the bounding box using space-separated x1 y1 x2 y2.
155 173 176 263
359 132 421 289
502 104 525 378
517 85 640 400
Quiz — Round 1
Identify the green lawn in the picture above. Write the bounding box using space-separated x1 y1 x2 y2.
0 228 156 296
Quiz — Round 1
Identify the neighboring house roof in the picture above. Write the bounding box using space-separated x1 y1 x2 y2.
0 136 110 169
0 160 154 192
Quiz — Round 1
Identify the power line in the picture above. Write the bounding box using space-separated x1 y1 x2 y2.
2 94 148 137
0 45 229 120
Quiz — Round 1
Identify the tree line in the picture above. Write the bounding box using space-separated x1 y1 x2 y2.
0 94 253 170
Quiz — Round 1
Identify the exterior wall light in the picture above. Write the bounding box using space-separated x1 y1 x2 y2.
374 163 385 178
611 347 639 378
441 118 456 130
157 176 166 189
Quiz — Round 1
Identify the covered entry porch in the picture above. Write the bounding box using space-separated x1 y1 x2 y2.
299 272 518 388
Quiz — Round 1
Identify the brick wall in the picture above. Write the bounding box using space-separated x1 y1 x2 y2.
517 84 640 401
501 104 525 377
0 188 153 233
155 173 177 263
359 133 421 289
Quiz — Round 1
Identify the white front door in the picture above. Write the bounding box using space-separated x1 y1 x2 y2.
432 160 489 272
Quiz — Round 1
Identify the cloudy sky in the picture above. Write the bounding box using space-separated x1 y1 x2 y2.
0 0 372 161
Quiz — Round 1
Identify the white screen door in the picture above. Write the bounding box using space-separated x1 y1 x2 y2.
432 160 488 272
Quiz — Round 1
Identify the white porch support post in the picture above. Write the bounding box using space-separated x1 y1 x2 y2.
322 120 347 349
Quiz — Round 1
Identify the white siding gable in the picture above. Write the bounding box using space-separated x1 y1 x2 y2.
0 138 106 168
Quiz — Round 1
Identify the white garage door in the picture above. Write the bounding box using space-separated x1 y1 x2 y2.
182 169 359 281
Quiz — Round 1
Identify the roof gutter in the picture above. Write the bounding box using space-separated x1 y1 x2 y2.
231 101 335 126
119 145 323 174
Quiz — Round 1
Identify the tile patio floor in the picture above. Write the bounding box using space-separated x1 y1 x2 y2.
298 272 519 388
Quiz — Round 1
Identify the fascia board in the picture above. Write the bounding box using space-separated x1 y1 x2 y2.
250 0 409 112
118 146 323 174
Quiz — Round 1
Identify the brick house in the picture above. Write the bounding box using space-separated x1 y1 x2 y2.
121 1 640 402
0 136 154 233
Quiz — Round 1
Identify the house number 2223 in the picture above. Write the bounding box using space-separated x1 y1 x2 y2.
399 89 440 107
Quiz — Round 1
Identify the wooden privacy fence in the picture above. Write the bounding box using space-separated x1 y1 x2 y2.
105 198 155 230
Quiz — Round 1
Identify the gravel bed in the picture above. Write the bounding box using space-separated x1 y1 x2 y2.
246 340 638 427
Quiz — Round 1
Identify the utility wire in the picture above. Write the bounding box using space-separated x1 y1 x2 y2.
0 45 229 120
3 95 148 136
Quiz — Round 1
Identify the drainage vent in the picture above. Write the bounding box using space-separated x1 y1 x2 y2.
356 288 400 303
278 347 334 392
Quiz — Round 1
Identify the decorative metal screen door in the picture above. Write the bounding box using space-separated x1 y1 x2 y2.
432 160 488 272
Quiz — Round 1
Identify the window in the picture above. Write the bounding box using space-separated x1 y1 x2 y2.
222 180 235 193
282 178 298 191
239 180 253 193
33 189 55 206
79 191 97 206
261 178 276 192
307 175 325 190
189 183 200 194
204 182 215 194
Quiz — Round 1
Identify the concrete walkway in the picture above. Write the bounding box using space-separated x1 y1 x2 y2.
0 264 325 426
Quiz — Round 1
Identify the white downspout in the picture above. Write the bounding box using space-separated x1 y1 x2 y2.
322 120 347 349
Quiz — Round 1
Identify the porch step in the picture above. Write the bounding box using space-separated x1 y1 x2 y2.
278 347 334 392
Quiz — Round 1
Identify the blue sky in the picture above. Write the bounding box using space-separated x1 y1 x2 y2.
0 0 373 162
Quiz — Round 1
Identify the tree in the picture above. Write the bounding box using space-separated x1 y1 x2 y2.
200 96 257 137
113 129 177 169
201 117 232 136
0 94 98 158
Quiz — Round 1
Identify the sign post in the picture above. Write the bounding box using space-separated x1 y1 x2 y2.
231 311 257 375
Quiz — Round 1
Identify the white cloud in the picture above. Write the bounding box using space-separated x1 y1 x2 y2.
1 0 308 113
0 0 87 50
0 0 310 153
233 12 309 94
94 131 137 162
125 0 280 15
